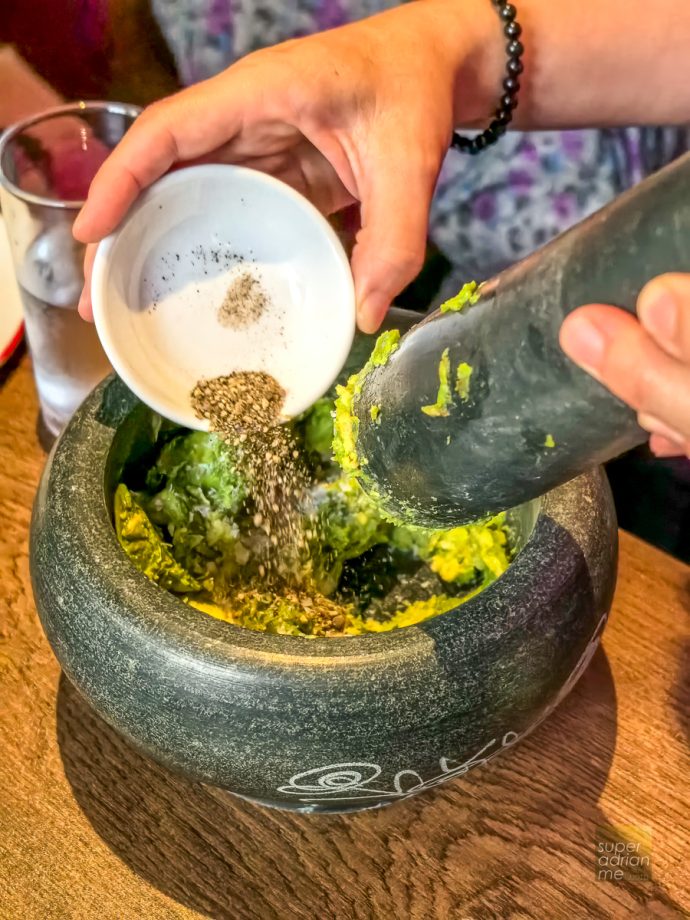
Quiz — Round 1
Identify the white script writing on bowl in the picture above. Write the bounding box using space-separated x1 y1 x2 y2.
276 612 607 804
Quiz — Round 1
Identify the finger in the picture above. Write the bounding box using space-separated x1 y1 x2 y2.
637 411 686 444
78 244 97 321
637 272 690 361
639 412 689 458
560 304 690 439
73 75 258 243
649 433 686 457
351 148 438 333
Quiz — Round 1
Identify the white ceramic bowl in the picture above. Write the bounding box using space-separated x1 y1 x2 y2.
91 165 355 427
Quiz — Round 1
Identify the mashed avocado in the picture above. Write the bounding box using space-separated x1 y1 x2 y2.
390 514 509 586
332 329 400 475
295 396 334 460
332 379 359 474
188 591 467 636
116 355 512 636
421 348 453 417
455 362 473 401
332 283 481 473
347 595 464 633
439 281 481 313
114 484 201 593
140 430 247 589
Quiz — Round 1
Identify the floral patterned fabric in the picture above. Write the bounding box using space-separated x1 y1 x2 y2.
150 0 400 85
430 126 690 304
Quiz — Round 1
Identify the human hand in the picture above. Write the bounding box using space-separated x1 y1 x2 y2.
73 0 500 331
560 273 690 458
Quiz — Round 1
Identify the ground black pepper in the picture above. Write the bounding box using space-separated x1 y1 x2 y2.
191 371 314 588
217 272 269 329
189 371 369 632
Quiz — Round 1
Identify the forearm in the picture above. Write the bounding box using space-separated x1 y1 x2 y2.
0 46 62 126
425 0 690 130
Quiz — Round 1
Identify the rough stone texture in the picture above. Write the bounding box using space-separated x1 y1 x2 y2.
30 327 618 814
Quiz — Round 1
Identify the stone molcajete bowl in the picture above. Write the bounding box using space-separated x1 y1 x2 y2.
30 310 618 813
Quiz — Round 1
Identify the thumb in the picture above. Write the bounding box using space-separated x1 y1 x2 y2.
351 153 438 333
78 244 97 322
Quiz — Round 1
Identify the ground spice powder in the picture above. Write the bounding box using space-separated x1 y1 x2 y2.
217 271 269 329
190 371 362 632
191 371 321 599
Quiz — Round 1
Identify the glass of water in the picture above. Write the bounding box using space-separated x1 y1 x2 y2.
0 102 140 437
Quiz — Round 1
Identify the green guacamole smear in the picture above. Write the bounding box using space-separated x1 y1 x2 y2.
421 348 452 417
455 362 473 401
115 394 513 637
332 377 359 473
114 483 201 593
332 329 400 474
370 405 381 423
439 281 481 314
544 433 556 448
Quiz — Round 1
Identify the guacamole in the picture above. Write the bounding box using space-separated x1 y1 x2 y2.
332 329 400 474
115 347 512 637
421 349 453 417
439 281 481 313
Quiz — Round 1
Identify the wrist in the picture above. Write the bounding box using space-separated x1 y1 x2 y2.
419 0 516 129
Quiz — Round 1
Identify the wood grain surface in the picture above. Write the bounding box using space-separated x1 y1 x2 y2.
0 356 688 920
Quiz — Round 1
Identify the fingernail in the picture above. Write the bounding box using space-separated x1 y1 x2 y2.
561 314 607 376
640 286 678 352
637 412 685 444
357 291 389 334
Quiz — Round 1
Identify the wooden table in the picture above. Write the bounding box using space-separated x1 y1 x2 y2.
1 355 688 920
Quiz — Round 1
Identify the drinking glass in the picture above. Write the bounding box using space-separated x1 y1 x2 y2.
0 102 140 436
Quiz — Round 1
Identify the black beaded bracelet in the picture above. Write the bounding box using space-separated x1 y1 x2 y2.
451 1 523 155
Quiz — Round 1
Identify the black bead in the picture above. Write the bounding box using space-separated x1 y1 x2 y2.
450 3 522 155
474 133 489 151
504 20 522 38
452 133 473 151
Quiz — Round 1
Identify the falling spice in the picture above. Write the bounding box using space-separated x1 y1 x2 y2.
217 271 269 329
192 371 310 579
